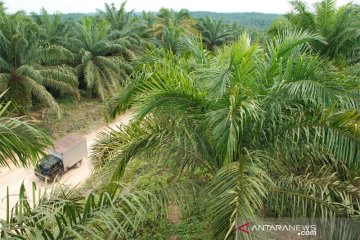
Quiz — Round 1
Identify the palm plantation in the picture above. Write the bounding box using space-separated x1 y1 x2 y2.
0 0 359 239
197 16 236 50
0 9 78 115
92 30 360 239
68 18 132 100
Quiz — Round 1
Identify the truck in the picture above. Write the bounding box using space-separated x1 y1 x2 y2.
35 134 87 181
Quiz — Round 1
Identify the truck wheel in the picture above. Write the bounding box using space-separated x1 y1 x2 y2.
75 161 81 168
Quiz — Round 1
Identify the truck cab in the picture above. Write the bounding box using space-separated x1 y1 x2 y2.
35 154 63 181
35 134 87 181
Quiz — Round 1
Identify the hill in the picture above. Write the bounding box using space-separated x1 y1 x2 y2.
190 12 280 30
62 12 98 19
62 11 280 30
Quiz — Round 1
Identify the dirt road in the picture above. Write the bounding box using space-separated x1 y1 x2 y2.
0 112 132 219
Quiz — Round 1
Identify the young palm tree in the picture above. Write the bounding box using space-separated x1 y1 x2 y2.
99 2 134 32
152 8 197 52
282 0 360 63
0 91 51 168
197 16 236 51
92 31 360 239
142 11 156 27
154 8 196 34
67 18 132 100
0 11 78 114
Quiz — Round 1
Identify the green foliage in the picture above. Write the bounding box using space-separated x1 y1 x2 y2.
0 11 78 114
272 0 360 64
0 182 164 239
99 2 150 58
269 168 360 218
209 152 272 239
191 12 280 32
32 9 70 46
39 98 105 138
197 16 238 51
134 215 210 240
1 1 360 239
0 91 51 168
152 8 198 52
68 17 132 100
93 29 360 239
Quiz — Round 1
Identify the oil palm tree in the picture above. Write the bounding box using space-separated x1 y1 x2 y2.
0 91 51 168
99 2 134 32
32 8 69 46
92 31 360 239
98 2 150 58
142 11 156 27
67 18 132 100
154 8 196 34
32 8 75 61
284 0 360 63
0 11 78 114
197 16 236 51
152 8 197 52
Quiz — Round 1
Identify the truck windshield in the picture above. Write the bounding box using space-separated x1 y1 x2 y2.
39 155 61 171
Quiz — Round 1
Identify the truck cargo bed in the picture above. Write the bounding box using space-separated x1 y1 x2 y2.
51 134 87 171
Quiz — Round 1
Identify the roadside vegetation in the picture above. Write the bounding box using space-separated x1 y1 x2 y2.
38 98 105 138
0 0 359 239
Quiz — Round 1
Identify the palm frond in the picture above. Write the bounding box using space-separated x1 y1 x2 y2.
0 182 164 239
23 77 61 116
269 167 360 218
0 91 51 168
209 151 272 240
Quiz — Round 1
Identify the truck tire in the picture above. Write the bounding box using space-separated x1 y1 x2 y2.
75 161 81 168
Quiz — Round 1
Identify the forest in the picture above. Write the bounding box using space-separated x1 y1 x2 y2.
63 12 279 32
0 0 359 239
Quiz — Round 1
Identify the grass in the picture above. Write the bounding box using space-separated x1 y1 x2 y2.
80 157 211 239
33 98 105 139
134 216 210 240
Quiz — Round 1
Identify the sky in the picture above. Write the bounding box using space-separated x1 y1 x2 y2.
2 0 359 14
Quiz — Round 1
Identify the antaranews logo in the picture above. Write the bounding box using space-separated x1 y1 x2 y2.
238 222 317 236
238 222 250 234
